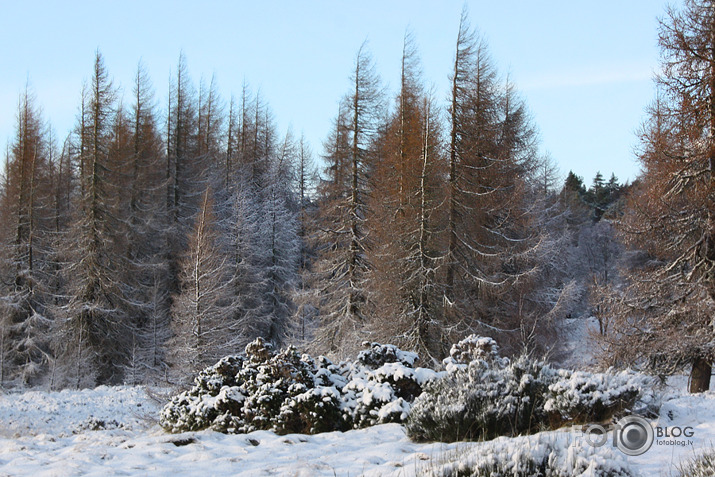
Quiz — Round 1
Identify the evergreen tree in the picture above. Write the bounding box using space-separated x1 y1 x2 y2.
563 171 586 197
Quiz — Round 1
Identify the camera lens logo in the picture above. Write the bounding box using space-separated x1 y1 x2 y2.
583 416 654 456
616 416 654 456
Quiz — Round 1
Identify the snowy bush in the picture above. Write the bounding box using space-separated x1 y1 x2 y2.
160 338 435 435
441 335 509 372
274 386 344 434
405 352 553 442
356 342 418 368
405 334 654 443
341 342 435 429
239 343 319 433
544 369 652 423
159 354 248 433
432 436 637 477
162 335 654 440
74 417 123 432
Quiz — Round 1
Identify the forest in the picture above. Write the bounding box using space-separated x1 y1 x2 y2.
1 2 713 394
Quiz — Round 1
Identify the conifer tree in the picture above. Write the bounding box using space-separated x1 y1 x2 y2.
165 53 203 299
291 134 318 344
52 51 129 386
0 85 54 384
258 132 300 346
169 187 240 377
367 32 446 360
443 9 541 353
311 43 383 356
120 62 170 383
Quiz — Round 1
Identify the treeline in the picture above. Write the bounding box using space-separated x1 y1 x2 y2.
0 12 599 388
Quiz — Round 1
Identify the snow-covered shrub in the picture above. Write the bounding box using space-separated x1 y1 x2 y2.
405 353 553 442
160 338 435 435
544 369 652 423
442 335 509 372
356 342 418 368
340 342 435 428
275 386 345 434
432 436 637 477
74 417 123 432
161 338 334 434
160 355 247 433
405 334 655 444
240 344 318 432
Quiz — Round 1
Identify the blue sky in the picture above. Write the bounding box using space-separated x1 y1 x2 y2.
0 0 669 184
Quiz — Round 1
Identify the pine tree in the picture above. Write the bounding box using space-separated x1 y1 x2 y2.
563 171 586 197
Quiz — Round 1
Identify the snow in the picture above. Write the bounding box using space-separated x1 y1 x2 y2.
557 315 600 369
0 385 157 437
1 383 715 476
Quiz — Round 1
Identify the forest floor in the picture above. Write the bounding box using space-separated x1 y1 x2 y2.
0 380 713 476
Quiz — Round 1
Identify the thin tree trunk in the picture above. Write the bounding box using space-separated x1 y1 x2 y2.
417 97 431 350
689 357 711 393
446 34 461 306
0 324 5 386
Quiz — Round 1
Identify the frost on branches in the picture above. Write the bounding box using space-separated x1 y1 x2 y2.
405 334 656 443
159 338 437 434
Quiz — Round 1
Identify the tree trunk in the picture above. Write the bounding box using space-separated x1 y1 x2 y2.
689 356 711 393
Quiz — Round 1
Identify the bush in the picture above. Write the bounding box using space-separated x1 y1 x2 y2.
160 338 435 435
340 342 435 429
405 334 653 443
430 436 637 477
441 335 508 371
159 355 247 433
161 335 654 442
405 353 553 442
544 369 650 424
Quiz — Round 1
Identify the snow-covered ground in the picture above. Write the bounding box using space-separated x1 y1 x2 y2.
557 315 600 369
0 384 713 476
